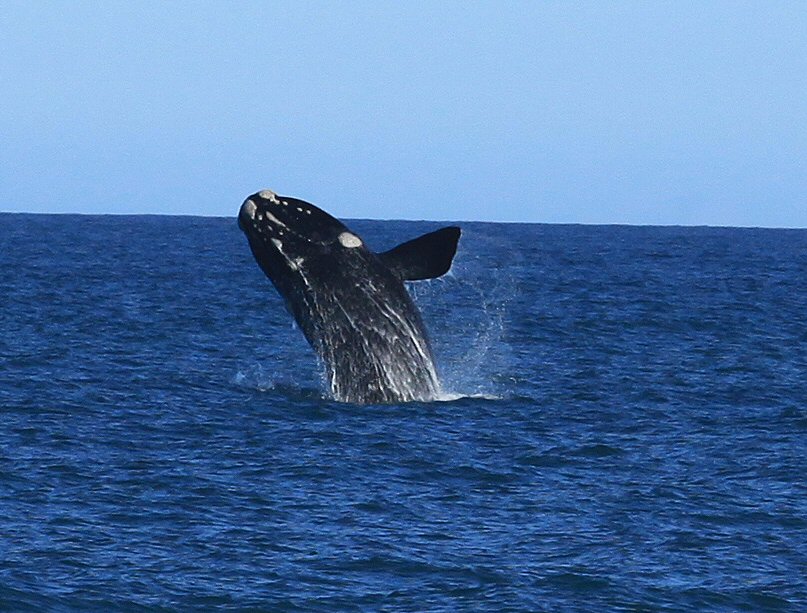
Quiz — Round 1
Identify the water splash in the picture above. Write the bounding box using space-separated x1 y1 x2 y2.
433 390 503 402
233 364 276 392
409 227 517 401
234 364 326 402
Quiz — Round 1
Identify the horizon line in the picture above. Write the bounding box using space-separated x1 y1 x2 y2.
1 209 804 231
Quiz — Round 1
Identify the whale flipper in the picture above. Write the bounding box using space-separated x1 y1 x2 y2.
379 226 461 281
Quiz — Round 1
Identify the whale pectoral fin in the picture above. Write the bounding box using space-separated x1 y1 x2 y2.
379 226 461 281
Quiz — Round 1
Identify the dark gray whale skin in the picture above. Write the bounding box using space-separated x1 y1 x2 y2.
238 189 461 404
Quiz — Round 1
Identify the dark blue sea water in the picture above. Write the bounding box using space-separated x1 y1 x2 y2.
1 213 805 612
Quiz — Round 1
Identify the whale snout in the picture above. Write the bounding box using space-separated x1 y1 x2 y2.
238 188 343 248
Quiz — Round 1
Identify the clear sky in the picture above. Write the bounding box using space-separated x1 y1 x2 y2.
1 1 805 226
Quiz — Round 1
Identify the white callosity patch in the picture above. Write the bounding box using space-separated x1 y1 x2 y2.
242 195 286 233
258 189 280 203
242 199 257 219
338 232 362 249
264 210 286 228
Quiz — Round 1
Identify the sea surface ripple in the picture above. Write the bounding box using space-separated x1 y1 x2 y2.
1 214 805 611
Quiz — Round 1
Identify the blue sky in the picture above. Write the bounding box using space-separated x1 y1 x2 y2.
1 1 805 226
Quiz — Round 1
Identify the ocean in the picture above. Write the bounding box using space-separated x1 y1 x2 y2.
1 213 805 612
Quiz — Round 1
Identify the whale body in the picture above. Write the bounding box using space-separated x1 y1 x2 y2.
238 189 461 404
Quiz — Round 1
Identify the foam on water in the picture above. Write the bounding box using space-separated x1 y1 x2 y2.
433 390 503 402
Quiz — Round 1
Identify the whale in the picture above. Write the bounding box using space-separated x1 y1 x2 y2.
238 189 461 404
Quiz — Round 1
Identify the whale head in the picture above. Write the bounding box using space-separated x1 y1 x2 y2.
238 189 367 275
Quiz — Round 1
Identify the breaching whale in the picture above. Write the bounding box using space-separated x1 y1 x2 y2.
238 189 461 404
